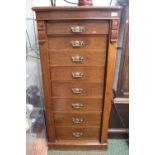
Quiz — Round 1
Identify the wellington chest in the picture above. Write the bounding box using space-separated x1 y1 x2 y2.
32 6 121 150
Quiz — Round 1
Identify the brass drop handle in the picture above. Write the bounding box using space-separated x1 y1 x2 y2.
72 88 84 94
71 26 85 33
72 132 83 137
72 72 84 78
72 103 84 109
72 117 84 124
71 55 84 62
71 41 85 47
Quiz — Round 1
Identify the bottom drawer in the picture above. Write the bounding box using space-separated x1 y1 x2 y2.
56 127 100 140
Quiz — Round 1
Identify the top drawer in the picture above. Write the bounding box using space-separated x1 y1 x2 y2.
46 21 109 35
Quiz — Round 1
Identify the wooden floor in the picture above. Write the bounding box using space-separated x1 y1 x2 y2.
48 139 129 155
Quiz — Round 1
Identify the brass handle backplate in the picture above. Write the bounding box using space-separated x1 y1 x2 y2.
71 55 84 62
72 117 84 124
72 88 84 94
72 103 84 109
72 72 84 78
72 132 83 137
71 41 85 47
71 26 85 33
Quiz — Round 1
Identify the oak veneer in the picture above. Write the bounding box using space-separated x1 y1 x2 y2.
49 49 106 66
48 35 107 50
53 112 101 126
47 21 109 35
50 66 105 82
33 6 121 150
56 127 100 141
51 82 104 98
50 98 103 112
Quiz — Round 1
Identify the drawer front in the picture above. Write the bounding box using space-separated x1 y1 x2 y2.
49 49 106 66
51 82 104 98
50 98 103 112
48 36 107 50
56 127 100 140
50 66 105 82
47 21 109 35
54 113 101 126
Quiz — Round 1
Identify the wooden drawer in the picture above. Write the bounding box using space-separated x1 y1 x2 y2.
47 21 109 35
48 35 107 50
50 98 103 112
51 82 104 98
56 127 100 140
50 66 105 82
53 112 101 126
49 49 106 66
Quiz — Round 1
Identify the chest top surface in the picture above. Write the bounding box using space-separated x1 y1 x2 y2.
32 6 122 20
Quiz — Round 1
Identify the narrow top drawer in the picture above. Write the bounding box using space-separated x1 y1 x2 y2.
46 21 109 35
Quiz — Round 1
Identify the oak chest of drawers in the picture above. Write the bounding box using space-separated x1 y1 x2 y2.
33 6 121 150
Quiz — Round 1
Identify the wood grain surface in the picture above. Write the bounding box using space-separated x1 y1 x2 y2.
50 98 103 112
51 82 104 98
48 35 107 50
49 49 106 66
53 112 102 126
56 127 100 140
50 66 105 82
47 21 109 35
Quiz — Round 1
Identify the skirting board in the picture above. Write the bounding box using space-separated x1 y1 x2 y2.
48 141 107 150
